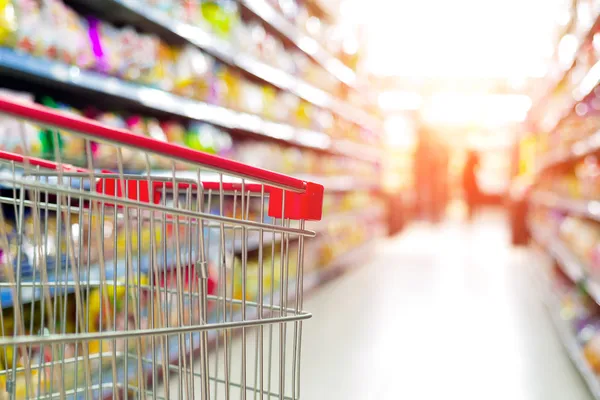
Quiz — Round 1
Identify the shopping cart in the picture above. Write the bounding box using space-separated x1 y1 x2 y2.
0 97 323 399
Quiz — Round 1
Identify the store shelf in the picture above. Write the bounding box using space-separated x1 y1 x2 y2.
236 0 379 130
530 231 600 399
237 0 354 87
536 129 600 173
530 15 600 131
531 191 600 222
531 226 586 283
532 227 600 399
67 0 378 132
0 48 381 163
540 283 600 400
531 224 600 306
0 242 199 308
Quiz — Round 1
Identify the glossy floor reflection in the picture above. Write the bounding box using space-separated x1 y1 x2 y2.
299 211 592 400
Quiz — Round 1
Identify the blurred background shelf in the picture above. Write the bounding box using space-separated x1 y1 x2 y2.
237 0 355 88
541 283 600 400
0 0 388 396
531 225 600 304
66 0 375 131
531 191 600 222
0 48 382 163
536 129 600 174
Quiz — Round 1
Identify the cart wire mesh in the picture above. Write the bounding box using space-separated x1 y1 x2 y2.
0 97 323 399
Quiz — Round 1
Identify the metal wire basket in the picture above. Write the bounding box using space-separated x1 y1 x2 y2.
0 97 323 399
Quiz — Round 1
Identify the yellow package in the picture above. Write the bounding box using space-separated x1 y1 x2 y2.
0 0 17 46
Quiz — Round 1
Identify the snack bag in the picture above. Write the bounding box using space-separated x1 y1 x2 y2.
91 112 127 168
145 117 173 168
238 81 264 115
125 115 149 169
262 85 277 120
186 122 232 156
129 32 160 84
173 45 213 100
201 0 240 39
39 97 86 165
0 90 42 156
89 18 121 75
186 122 217 153
162 120 186 144
0 0 17 46
12 0 44 55
38 0 67 61
118 27 141 81
87 276 153 360
151 42 177 91
44 0 88 65
295 100 312 128
56 4 94 68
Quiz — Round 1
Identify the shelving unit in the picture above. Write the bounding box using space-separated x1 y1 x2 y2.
545 299 600 400
0 0 383 396
531 225 600 304
530 191 600 222
530 226 600 399
0 48 382 163
528 10 600 137
237 0 356 87
538 277 600 400
517 4 600 393
66 0 377 131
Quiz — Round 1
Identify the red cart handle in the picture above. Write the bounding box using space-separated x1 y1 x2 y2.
97 177 323 221
0 97 324 221
0 97 307 190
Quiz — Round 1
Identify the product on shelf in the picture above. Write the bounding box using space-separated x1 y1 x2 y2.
0 0 378 152
0 89 42 156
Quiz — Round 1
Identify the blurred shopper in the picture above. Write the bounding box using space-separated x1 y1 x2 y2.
462 150 480 219
414 127 433 221
432 142 449 222
414 127 448 222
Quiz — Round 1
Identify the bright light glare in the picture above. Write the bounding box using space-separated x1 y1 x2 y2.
378 91 422 111
575 60 600 100
424 94 532 125
557 34 579 68
350 0 565 78
467 131 515 150
384 116 415 148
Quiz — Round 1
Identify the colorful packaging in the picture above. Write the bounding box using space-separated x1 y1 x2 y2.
0 0 17 46
91 112 127 169
12 0 44 55
124 115 150 170
39 97 86 164
173 45 213 100
45 0 92 67
90 18 121 75
212 64 240 107
0 90 42 156
201 0 240 39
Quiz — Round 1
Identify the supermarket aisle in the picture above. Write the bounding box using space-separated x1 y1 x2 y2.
299 211 591 400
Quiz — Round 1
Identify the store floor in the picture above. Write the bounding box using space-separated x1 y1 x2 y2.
169 210 591 399
299 210 592 400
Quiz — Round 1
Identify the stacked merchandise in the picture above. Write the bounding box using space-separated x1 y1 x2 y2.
0 0 380 150
522 1 600 397
0 0 384 396
0 90 376 178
